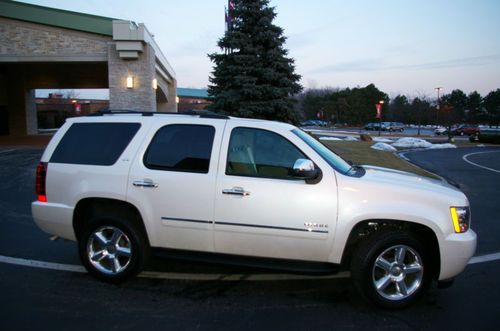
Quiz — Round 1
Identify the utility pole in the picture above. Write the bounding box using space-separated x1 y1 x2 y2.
435 87 443 126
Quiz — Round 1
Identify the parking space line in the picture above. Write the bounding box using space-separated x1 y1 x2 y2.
462 151 500 174
468 252 500 264
0 255 85 273
0 254 348 280
1 252 498 280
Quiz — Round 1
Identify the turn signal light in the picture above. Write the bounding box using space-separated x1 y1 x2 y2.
450 207 470 233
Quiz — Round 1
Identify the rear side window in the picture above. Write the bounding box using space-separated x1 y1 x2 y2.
144 124 215 173
50 122 141 166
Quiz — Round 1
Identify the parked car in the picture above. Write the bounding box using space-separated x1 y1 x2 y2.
32 110 476 308
365 122 381 131
385 122 405 132
434 127 448 135
301 120 328 127
452 124 480 136
301 119 317 126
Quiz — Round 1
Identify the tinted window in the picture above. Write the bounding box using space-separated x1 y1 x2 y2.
145 125 215 173
226 127 306 179
50 122 141 166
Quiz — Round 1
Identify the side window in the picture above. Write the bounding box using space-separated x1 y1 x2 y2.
50 122 141 166
144 124 215 173
226 127 306 179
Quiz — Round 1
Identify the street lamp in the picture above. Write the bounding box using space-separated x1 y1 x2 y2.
435 87 443 125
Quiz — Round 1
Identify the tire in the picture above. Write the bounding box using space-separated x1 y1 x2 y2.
78 216 150 283
350 230 431 308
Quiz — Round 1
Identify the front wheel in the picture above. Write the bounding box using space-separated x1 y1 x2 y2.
78 217 149 283
351 231 431 308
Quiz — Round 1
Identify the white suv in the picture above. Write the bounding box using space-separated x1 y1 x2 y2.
32 111 476 308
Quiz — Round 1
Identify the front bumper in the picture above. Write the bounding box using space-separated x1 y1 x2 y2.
439 229 477 280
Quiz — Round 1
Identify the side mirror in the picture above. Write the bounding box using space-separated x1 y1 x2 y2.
293 159 321 183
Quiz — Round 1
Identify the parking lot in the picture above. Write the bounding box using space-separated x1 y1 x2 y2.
1 146 499 330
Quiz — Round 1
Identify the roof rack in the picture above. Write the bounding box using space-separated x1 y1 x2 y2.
87 109 229 119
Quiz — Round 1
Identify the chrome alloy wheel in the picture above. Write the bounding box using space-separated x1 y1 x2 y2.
87 226 132 275
372 245 424 301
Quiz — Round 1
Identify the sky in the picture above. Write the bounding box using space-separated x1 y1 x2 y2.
19 0 500 99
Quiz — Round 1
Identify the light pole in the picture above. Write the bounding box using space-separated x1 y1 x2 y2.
435 87 443 126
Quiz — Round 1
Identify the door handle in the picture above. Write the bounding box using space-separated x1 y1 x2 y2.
222 187 250 196
133 179 158 188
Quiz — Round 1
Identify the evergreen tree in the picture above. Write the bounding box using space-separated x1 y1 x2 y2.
483 89 500 126
466 91 482 123
208 0 302 123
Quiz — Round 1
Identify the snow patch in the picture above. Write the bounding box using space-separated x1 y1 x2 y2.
392 137 432 148
319 137 342 141
427 143 457 149
371 142 397 152
373 137 394 143
319 136 358 141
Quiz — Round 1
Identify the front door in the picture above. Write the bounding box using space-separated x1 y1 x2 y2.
213 124 338 262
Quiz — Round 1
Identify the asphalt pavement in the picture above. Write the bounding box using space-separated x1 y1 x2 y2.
0 146 499 330
403 147 500 256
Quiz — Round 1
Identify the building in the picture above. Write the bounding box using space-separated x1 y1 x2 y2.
0 0 177 136
177 88 213 112
36 94 109 129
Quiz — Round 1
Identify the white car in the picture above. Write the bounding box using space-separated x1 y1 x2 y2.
32 111 476 308
434 127 448 135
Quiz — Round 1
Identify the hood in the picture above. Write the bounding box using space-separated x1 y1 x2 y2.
360 165 464 197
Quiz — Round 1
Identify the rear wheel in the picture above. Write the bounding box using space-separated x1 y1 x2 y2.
78 216 149 283
351 230 431 308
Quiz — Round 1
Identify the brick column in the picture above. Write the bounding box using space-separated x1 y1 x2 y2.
107 43 156 112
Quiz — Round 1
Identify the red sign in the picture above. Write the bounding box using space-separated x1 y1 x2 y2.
74 102 81 114
375 104 382 118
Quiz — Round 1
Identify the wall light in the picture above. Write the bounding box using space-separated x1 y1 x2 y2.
176 96 180 103
126 76 134 89
152 78 158 90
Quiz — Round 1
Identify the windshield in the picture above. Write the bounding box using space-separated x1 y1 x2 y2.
292 129 352 174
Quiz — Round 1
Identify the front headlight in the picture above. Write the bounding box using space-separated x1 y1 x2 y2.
450 207 470 233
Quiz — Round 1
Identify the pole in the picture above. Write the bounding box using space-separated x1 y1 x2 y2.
435 87 442 126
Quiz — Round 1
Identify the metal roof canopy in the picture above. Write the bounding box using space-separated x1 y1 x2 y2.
177 88 211 99
0 0 116 36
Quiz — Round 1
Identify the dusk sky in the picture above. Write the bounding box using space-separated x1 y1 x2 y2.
20 0 500 99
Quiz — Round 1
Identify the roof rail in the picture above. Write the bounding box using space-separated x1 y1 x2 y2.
87 109 229 119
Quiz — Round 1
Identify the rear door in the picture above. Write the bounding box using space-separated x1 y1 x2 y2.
127 118 227 252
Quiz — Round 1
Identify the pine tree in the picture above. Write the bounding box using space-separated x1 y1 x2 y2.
208 0 302 123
